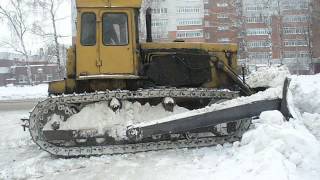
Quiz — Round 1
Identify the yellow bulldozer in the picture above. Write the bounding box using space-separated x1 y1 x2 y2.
23 0 291 157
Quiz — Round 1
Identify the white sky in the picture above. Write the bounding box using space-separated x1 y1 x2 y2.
0 0 72 54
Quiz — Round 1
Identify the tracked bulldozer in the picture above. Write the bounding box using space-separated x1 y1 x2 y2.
23 0 292 157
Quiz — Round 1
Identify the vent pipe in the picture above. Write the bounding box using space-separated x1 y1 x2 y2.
146 7 152 42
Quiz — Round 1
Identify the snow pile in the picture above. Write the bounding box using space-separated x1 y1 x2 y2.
135 86 283 128
246 65 290 88
237 111 320 180
0 84 48 101
287 74 320 140
44 101 188 140
288 74 320 115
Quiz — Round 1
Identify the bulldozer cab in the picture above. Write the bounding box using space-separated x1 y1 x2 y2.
76 0 141 79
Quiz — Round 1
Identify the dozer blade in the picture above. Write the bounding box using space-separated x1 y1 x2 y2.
127 99 282 141
127 78 292 141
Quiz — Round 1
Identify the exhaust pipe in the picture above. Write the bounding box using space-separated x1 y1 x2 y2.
146 7 152 42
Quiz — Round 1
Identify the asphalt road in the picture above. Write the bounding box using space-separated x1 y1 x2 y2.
0 99 41 111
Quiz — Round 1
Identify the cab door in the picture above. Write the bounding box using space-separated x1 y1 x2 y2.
99 10 135 74
76 10 100 77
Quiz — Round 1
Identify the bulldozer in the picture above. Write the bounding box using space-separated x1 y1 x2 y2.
23 0 291 157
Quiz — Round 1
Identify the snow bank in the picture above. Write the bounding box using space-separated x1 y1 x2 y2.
246 66 290 88
288 74 320 115
0 84 48 101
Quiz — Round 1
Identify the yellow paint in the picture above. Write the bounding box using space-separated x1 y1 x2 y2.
48 80 65 95
76 9 100 76
49 0 241 94
66 47 76 78
65 79 76 93
76 8 137 78
141 42 238 53
99 9 136 75
76 0 142 8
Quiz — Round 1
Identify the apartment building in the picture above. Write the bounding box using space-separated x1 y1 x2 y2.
241 0 319 74
141 0 205 42
203 0 239 44
203 0 320 74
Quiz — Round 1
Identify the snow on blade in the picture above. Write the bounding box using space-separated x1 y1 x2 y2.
134 86 283 128
44 101 188 140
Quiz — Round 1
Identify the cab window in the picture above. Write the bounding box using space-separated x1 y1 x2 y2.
103 13 129 45
81 12 96 46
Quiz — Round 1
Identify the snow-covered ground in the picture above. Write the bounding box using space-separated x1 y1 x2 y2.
0 73 320 180
0 84 48 101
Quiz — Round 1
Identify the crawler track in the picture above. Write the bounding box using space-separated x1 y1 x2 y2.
27 88 251 157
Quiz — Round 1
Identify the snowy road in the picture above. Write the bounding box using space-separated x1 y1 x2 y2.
0 100 39 111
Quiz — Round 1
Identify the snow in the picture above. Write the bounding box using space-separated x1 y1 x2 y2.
1 108 320 179
0 84 48 101
0 70 320 179
134 86 283 129
246 65 291 88
44 101 188 140
288 74 320 114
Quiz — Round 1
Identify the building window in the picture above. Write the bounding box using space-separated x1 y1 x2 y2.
152 8 168 14
151 0 166 4
152 19 168 27
284 40 308 47
152 33 168 39
284 51 310 59
248 52 271 59
177 7 201 14
246 5 264 12
246 28 271 36
217 13 229 19
47 74 53 81
204 9 210 16
217 26 229 31
18 75 27 83
204 0 209 4
218 38 230 43
247 40 270 48
246 16 271 23
281 1 309 10
283 27 306 35
283 15 309 23
177 19 202 26
217 3 228 7
176 30 203 39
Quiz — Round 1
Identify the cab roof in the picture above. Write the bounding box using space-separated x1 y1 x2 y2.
76 0 142 8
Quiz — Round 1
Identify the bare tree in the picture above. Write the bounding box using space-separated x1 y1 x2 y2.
33 0 66 79
0 0 33 84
